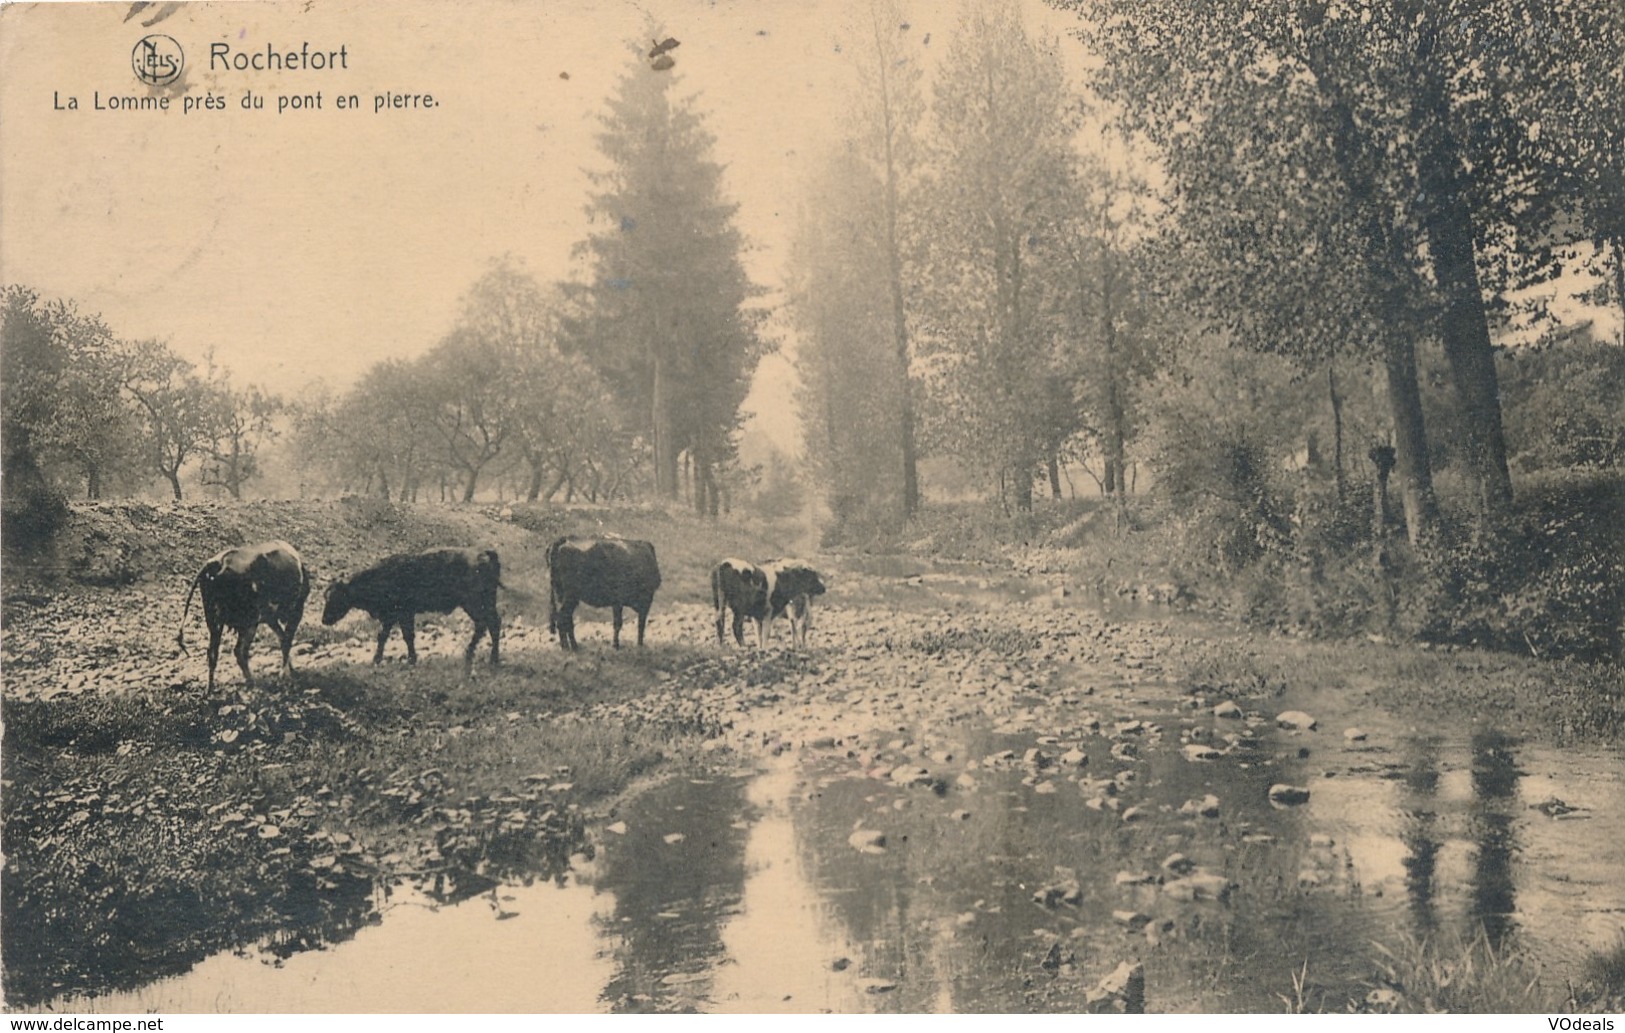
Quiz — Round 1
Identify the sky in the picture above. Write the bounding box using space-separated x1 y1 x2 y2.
0 0 1091 461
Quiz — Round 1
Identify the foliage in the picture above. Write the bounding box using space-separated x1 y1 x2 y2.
789 146 907 534
567 48 771 514
914 4 1080 511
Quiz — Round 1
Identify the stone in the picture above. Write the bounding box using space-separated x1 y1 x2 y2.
1059 747 1089 768
1343 727 1368 741
848 829 887 853
1161 852 1197 875
890 766 933 787
1162 872 1231 902
1179 794 1221 818
1182 744 1221 762
1213 700 1243 719
1276 711 1318 731
1084 961 1145 1014
1268 784 1312 805
1112 909 1151 929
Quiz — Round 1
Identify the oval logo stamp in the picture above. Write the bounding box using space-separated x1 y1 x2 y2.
132 34 184 86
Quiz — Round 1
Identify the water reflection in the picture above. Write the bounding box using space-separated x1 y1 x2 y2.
38 713 1624 1014
588 774 751 1011
1399 737 1443 934
1468 732 1521 948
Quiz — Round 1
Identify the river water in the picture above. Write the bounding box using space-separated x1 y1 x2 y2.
53 622 1624 1013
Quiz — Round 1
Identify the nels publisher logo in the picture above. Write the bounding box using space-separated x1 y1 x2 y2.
132 34 183 86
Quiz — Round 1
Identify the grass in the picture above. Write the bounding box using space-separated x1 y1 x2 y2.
0 637 737 1007
1366 928 1556 1013
1172 633 1625 744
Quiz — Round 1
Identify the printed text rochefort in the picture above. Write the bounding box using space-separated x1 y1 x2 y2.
209 42 349 71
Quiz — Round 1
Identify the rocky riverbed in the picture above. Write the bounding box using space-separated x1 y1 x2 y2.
7 549 1623 1014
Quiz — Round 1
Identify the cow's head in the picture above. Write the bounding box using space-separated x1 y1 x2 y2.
808 572 827 597
320 580 353 626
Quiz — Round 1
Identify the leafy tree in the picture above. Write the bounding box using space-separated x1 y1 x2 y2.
789 146 906 531
0 286 136 501
568 46 770 514
198 355 282 500
121 339 216 501
916 3 1079 512
1064 0 1620 524
848 0 928 518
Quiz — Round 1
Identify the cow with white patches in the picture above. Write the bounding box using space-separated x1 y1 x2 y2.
711 557 771 647
763 561 826 648
176 540 311 692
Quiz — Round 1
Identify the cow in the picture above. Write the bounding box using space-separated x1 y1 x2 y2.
176 540 311 692
547 535 661 650
711 557 771 648
321 547 501 676
764 561 827 648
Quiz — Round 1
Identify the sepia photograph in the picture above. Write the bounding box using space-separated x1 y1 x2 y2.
1 0 1622 1017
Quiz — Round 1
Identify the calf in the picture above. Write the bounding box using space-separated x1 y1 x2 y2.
176 540 311 692
712 557 771 647
764 561 827 648
547 535 661 650
321 547 501 676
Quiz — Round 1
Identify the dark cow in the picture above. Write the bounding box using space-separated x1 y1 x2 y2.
547 536 661 650
764 561 827 648
711 557 770 648
321 547 501 675
176 540 311 692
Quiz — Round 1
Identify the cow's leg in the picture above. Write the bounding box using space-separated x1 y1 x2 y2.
636 606 649 648
234 624 256 687
206 622 224 692
732 611 747 647
280 607 304 675
558 602 577 651
485 604 501 666
754 617 766 650
715 604 727 646
612 605 625 649
401 614 418 665
464 620 485 678
373 621 393 664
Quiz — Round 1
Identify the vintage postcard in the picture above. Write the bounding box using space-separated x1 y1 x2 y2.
2 0 1621 1019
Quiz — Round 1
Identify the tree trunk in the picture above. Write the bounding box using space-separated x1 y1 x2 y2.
1011 463 1034 513
652 353 678 498
1381 334 1440 546
1612 235 1625 345
1098 238 1127 497
165 469 183 501
1426 188 1513 517
544 468 568 502
873 21 919 521
1047 454 1063 500
1328 364 1346 505
1369 445 1396 539
461 469 478 503
85 463 101 500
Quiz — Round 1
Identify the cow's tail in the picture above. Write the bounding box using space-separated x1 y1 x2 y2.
174 566 208 656
546 536 567 633
484 548 503 588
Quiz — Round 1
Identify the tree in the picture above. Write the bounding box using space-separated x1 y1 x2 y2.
1 286 136 501
121 339 216 501
199 355 282 500
849 0 928 519
1065 0 1620 523
789 146 906 530
916 3 1079 512
568 46 770 513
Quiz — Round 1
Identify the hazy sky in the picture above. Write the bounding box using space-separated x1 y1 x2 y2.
0 0 1088 458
